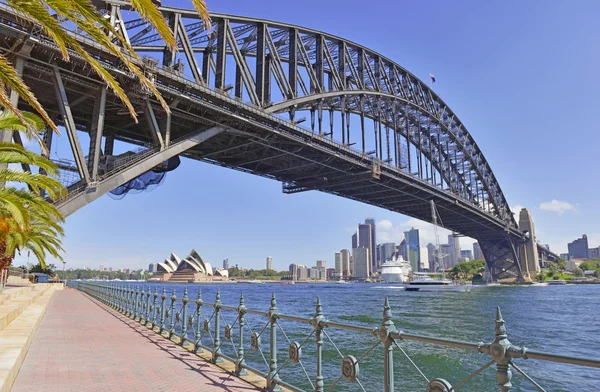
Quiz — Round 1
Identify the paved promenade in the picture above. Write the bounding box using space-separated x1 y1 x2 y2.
11 290 259 392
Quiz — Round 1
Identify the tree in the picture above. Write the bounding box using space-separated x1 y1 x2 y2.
0 118 65 270
1 0 210 137
572 268 584 277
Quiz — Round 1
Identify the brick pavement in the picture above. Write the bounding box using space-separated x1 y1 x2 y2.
11 289 259 392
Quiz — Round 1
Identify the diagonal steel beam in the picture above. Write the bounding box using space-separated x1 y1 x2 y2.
57 127 226 217
53 66 91 183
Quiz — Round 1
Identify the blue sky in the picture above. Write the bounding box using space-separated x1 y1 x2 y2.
14 0 600 271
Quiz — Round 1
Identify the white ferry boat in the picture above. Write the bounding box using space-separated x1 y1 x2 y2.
380 256 412 284
405 274 471 292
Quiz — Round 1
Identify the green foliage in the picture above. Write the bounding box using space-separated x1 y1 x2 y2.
227 267 288 279
573 267 584 277
57 269 145 281
579 260 600 272
450 259 485 280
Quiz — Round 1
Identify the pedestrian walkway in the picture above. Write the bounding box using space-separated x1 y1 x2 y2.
11 290 259 392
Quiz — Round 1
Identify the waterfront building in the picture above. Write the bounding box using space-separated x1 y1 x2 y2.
568 234 589 259
447 234 460 268
426 243 436 272
365 218 377 270
358 224 373 272
404 228 420 272
223 258 229 269
326 268 336 280
310 266 320 279
334 252 342 277
289 264 298 281
460 250 473 261
148 263 156 273
352 248 370 279
297 265 308 281
398 240 408 261
589 247 600 259
266 256 273 270
473 242 483 261
340 249 351 277
380 243 396 264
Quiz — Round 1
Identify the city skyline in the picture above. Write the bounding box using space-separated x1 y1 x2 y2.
12 0 599 272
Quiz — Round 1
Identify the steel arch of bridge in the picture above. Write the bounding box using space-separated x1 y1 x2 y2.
126 7 514 227
0 1 551 280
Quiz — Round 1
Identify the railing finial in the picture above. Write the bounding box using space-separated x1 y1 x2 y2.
315 296 322 318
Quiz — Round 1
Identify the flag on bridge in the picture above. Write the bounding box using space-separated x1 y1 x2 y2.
429 73 436 83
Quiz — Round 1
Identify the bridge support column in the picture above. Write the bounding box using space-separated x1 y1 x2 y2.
518 208 540 280
480 237 526 283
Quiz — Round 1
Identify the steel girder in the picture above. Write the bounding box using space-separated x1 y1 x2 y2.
0 2 533 276
120 5 514 227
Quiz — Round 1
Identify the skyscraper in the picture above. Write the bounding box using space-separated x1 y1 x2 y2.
351 232 358 250
380 243 397 263
426 243 436 272
148 263 156 273
460 250 473 261
335 252 342 277
316 260 326 280
568 235 589 259
223 259 229 269
365 218 377 270
358 224 373 273
352 248 370 279
473 242 483 261
447 234 461 268
289 263 298 281
404 228 420 272
340 249 351 277
266 256 273 270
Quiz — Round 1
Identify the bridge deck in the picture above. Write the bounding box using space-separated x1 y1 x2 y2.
11 289 259 392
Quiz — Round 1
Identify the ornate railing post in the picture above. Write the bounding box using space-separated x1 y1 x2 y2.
140 286 146 324
266 292 282 391
236 293 247 376
377 297 397 392
169 288 177 338
311 297 327 392
126 286 132 316
181 288 189 345
134 286 140 320
212 290 223 363
160 288 167 334
151 287 159 328
145 285 152 326
486 307 528 392
195 290 203 354
120 285 125 313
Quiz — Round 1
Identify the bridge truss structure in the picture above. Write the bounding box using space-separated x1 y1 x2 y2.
0 1 556 279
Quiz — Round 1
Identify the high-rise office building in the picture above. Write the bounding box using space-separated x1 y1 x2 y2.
380 243 396 263
426 243 436 272
352 248 370 279
148 263 156 273
447 234 461 268
460 250 473 261
340 249 351 277
99 264 104 272
365 218 377 269
297 265 308 280
439 244 452 270
289 263 298 281
266 256 273 270
589 247 600 259
310 267 320 279
316 260 326 279
559 253 569 261
568 235 589 259
358 224 373 273
398 240 408 261
335 252 342 277
404 228 420 272
473 243 483 261
351 232 358 249
223 259 229 269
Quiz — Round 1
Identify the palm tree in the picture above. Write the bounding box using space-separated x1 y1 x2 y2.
1 0 211 135
0 112 66 270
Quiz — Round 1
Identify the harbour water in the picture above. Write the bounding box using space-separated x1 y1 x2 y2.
116 282 600 391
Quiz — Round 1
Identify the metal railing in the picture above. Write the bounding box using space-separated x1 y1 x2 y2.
76 281 599 391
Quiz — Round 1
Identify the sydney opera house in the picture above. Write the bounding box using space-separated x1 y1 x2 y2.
149 249 229 282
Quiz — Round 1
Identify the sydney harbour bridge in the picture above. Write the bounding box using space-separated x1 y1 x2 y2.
0 1 556 280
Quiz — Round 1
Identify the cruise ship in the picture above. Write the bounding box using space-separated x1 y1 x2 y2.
380 256 412 284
